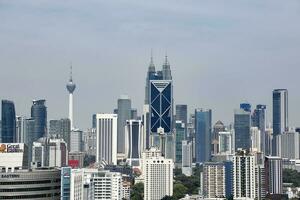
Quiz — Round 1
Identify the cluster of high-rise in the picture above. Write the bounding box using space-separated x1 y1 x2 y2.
0 56 299 200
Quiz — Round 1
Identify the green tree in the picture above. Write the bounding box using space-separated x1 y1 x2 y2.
283 169 300 187
161 196 176 200
131 182 144 200
173 183 188 199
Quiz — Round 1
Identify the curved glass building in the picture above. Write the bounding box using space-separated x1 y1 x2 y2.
1 100 16 143
31 100 47 140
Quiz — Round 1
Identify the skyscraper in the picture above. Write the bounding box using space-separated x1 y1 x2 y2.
175 121 185 164
96 114 117 165
219 130 234 155
252 105 267 153
234 108 251 150
265 156 283 195
124 120 143 167
49 118 71 148
195 109 212 163
31 99 47 140
143 148 173 200
182 140 193 176
240 103 251 112
176 104 188 136
273 89 288 156
203 162 226 198
117 95 131 155
1 100 16 143
212 120 225 155
66 65 76 130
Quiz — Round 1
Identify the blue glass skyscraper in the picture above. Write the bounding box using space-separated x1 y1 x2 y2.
234 108 251 150
252 105 267 153
195 109 212 163
150 80 173 135
1 100 16 143
240 103 251 113
272 89 288 156
31 100 47 140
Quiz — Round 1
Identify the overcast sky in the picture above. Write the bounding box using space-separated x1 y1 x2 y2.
0 0 300 129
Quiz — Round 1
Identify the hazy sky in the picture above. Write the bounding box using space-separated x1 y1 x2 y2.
1 0 300 129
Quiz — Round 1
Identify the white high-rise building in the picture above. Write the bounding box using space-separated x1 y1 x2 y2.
203 162 226 198
70 169 84 200
219 130 234 154
96 114 117 165
251 127 261 152
233 151 256 199
32 138 68 168
66 65 76 130
182 140 193 176
276 131 300 159
91 170 123 200
265 156 283 195
143 148 173 200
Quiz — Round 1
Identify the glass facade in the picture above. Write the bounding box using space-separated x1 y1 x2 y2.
175 121 185 164
234 109 251 150
1 100 16 143
195 109 212 163
150 81 173 135
117 96 131 154
31 100 47 141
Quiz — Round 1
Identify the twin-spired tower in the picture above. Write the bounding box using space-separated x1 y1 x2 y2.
66 66 76 130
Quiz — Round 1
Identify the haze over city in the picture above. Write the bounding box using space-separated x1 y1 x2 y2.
1 0 300 129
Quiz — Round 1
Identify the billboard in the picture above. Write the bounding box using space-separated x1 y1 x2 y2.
0 143 24 153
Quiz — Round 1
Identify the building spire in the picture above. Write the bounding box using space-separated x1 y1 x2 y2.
164 51 169 66
148 49 155 72
69 62 73 82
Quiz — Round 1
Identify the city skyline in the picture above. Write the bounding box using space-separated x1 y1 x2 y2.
1 0 300 129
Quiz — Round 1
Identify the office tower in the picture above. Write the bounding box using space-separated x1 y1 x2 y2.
265 156 283 194
251 127 261 152
124 120 143 167
66 66 76 130
143 151 173 200
145 54 157 104
149 80 173 135
252 105 267 153
131 108 138 120
142 105 150 150
117 95 132 155
16 116 24 143
0 168 61 200
92 114 96 128
49 118 71 147
96 114 117 165
265 127 273 156
23 118 35 163
32 138 67 167
232 151 256 199
276 131 300 159
70 129 83 152
176 104 188 136
175 121 185 164
70 169 84 200
195 109 212 163
1 100 16 143
182 140 193 176
90 170 123 200
83 128 97 156
240 103 251 112
273 89 288 156
203 162 226 198
273 89 288 135
212 120 225 155
219 130 234 155
149 80 173 157
31 99 47 140
234 108 251 150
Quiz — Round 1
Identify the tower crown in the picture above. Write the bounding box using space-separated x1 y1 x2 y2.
66 65 76 93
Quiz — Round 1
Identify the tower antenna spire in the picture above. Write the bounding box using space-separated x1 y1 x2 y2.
70 62 73 82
